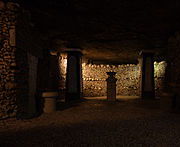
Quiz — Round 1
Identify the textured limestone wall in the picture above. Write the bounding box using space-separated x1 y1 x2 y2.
59 56 166 97
0 2 19 119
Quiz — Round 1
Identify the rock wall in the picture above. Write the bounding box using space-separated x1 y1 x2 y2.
0 2 19 119
59 55 167 97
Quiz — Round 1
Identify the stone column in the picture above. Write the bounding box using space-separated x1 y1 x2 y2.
27 53 38 116
139 50 155 99
65 49 82 102
48 50 60 90
42 50 60 113
106 72 117 101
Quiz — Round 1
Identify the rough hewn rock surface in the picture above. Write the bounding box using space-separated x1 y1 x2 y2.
21 0 180 63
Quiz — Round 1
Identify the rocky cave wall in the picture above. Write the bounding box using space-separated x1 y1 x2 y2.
59 55 166 97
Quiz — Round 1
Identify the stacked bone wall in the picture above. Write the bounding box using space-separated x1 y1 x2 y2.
0 2 18 119
82 64 140 97
59 56 167 97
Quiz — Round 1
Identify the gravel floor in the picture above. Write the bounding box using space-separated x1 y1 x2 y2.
0 98 180 147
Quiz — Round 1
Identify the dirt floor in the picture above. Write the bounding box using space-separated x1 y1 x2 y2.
0 97 180 147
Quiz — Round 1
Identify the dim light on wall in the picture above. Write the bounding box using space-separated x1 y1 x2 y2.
59 53 67 66
58 56 167 96
154 61 167 77
82 63 86 67
59 59 167 76
58 53 67 89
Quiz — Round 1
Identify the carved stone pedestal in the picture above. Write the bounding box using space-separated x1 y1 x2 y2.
106 72 117 101
42 92 58 113
42 51 60 113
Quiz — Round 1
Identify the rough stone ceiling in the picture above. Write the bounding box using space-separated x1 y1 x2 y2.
20 0 180 63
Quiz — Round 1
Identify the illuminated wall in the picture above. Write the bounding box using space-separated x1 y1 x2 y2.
59 53 67 90
82 63 140 96
154 61 167 96
59 55 167 97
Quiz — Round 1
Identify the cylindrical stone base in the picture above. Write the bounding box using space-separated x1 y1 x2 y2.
42 92 58 113
107 83 116 101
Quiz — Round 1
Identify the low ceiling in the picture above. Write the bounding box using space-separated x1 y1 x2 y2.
19 0 180 63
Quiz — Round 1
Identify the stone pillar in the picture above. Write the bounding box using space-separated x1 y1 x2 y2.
42 50 60 113
27 53 38 116
65 49 82 102
48 50 60 90
106 72 117 101
139 50 155 99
